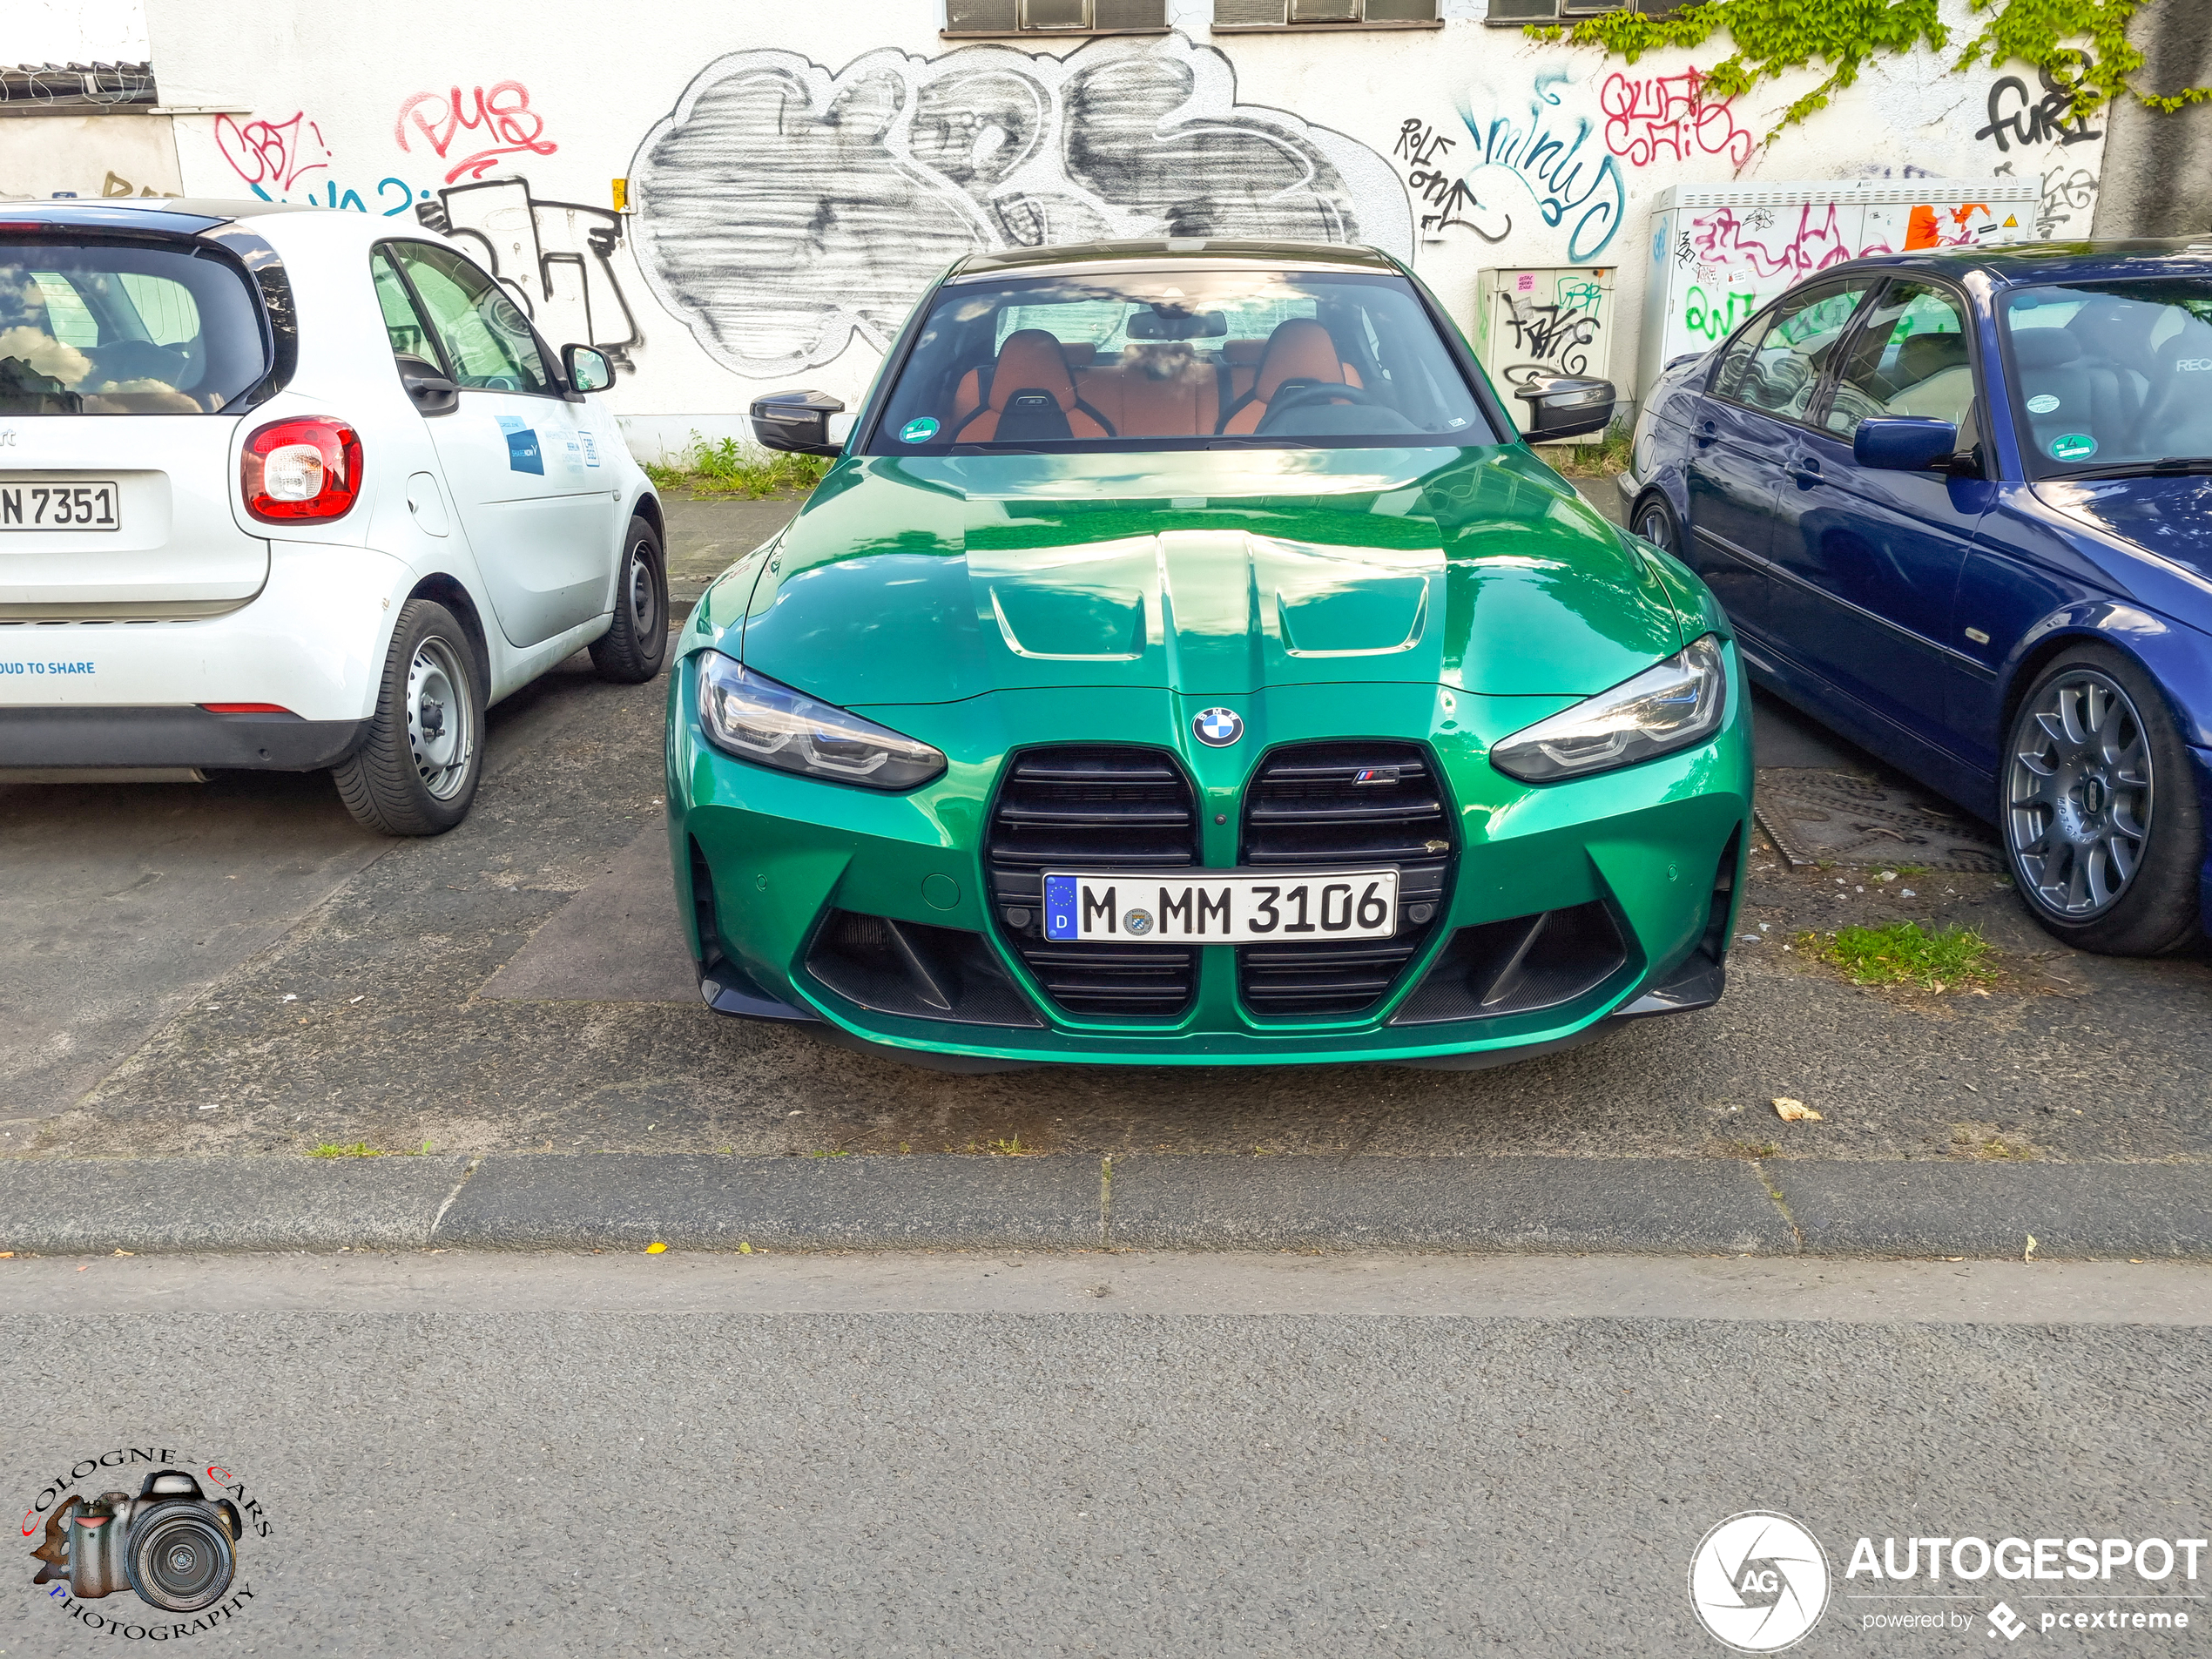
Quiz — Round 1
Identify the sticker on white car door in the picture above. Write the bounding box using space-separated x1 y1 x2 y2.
494 415 543 475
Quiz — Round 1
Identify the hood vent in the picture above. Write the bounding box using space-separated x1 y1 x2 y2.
986 745 1200 1019
1237 740 1453 1017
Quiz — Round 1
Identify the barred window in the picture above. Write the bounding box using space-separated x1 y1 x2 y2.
1484 0 1686 25
944 0 1170 34
1213 0 1439 24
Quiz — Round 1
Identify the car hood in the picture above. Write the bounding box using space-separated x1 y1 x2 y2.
2032 475 2212 591
720 447 1685 707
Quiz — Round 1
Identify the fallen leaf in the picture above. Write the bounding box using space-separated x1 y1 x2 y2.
645 1241 668 1254
2024 1233 2039 1262
111 1249 133 1258
1773 1097 1824 1123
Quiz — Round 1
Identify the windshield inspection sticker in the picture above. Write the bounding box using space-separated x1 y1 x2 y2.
494 415 543 475
2027 394 2061 414
899 416 940 444
2050 432 2097 462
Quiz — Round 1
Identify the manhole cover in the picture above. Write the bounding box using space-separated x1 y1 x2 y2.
1753 768 2002 873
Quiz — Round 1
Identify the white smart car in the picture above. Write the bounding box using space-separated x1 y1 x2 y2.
0 199 664 833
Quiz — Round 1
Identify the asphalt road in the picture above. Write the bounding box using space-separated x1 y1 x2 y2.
3 1251 2206 1657
5 489 2209 1168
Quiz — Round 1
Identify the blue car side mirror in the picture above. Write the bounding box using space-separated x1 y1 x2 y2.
1854 416 1959 474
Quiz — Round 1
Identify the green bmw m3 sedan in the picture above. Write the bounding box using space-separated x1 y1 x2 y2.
665 239 1751 1069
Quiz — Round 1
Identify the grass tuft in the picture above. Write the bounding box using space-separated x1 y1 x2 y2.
306 1142 382 1159
643 433 832 499
1548 422 1633 480
1797 921 1997 991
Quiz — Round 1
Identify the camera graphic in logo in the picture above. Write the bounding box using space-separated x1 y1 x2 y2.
1689 1511 1831 1652
31 1470 240 1614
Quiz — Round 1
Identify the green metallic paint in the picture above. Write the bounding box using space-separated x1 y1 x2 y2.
705 446 1683 710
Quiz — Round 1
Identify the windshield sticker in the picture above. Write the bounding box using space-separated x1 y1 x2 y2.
2049 432 2096 462
899 416 940 444
2026 394 2060 414
495 415 544 475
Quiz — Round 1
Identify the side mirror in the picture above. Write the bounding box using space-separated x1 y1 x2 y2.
395 354 457 417
751 389 846 456
1853 416 1959 474
1513 375 1616 443
563 344 614 396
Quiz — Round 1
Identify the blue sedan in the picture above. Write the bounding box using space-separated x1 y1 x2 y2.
1623 242 2212 955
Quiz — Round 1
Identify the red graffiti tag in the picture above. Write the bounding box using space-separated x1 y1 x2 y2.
213 111 332 192
395 82 556 185
1600 68 1753 170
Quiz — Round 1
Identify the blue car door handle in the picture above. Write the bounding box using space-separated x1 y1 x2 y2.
1788 456 1824 489
1695 419 1716 448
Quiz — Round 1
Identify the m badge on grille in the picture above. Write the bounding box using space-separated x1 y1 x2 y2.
1193 707 1243 746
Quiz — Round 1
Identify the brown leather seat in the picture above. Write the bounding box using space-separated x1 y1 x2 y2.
1078 345 1220 439
950 332 1113 442
1218 319 1351 435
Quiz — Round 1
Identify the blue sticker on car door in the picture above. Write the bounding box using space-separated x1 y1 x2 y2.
495 415 543 475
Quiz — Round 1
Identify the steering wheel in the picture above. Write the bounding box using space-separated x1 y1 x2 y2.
1253 379 1385 434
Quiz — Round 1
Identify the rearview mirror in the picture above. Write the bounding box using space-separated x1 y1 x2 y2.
751 389 846 456
1853 416 1959 474
395 354 457 418
1513 375 1615 443
563 344 613 396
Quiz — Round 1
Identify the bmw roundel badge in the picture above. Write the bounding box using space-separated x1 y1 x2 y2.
1193 707 1244 746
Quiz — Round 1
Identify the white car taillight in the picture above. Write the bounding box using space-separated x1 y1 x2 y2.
241 416 363 523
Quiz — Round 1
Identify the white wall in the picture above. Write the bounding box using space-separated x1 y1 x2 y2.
138 0 2107 459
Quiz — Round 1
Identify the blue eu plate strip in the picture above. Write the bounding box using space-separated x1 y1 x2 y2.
1044 874 1078 941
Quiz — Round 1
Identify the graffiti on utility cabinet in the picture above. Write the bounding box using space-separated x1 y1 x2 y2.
627 32 1410 378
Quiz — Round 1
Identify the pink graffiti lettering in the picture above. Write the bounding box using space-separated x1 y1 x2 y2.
1683 203 1878 279
213 111 332 192
1601 68 1753 170
395 83 556 185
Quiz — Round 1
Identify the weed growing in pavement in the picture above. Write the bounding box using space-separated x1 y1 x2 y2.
1548 422 1633 480
1796 921 1997 992
643 433 832 499
306 1142 383 1158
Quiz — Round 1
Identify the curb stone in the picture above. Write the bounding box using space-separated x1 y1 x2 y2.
0 1154 2204 1259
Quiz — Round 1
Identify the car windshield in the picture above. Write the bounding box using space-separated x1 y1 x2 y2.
2002 276 2212 477
868 266 1496 454
0 239 269 415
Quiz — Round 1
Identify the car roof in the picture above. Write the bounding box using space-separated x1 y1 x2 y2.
0 198 327 236
1823 237 2212 290
946 237 1401 283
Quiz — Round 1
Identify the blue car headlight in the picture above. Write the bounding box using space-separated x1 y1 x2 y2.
1489 633 1728 783
695 651 946 790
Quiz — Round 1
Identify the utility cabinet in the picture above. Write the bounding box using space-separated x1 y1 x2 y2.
1635 179 2040 396
1473 266 1616 442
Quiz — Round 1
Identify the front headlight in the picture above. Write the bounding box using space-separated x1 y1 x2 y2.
1488 633 1728 784
695 651 946 790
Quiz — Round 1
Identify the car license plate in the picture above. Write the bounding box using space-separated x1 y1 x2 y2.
1043 869 1399 942
0 482 121 531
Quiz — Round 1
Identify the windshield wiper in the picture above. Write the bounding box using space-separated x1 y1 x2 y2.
2051 455 2212 481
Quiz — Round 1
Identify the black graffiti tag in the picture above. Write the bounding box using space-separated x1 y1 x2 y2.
1975 69 2102 152
1396 116 1505 241
1501 299 1602 381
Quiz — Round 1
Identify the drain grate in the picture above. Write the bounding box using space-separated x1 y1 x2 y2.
1753 768 2002 873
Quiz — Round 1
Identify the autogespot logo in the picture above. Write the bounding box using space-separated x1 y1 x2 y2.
1689 1511 1832 1652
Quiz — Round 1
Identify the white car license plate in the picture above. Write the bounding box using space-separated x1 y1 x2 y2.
1043 869 1399 942
1 481 121 531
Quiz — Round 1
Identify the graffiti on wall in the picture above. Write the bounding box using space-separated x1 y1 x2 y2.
1447 67 1627 262
1490 272 1608 388
1976 69 2102 153
627 32 1410 379
214 111 331 195
1395 118 1490 239
397 84 560 185
418 179 641 368
1599 68 1753 171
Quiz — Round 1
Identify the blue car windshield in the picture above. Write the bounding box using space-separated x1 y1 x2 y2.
867 266 1497 454
2003 277 2212 477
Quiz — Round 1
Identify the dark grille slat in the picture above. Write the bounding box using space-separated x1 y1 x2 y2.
1238 740 1454 1018
987 744 1201 1020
